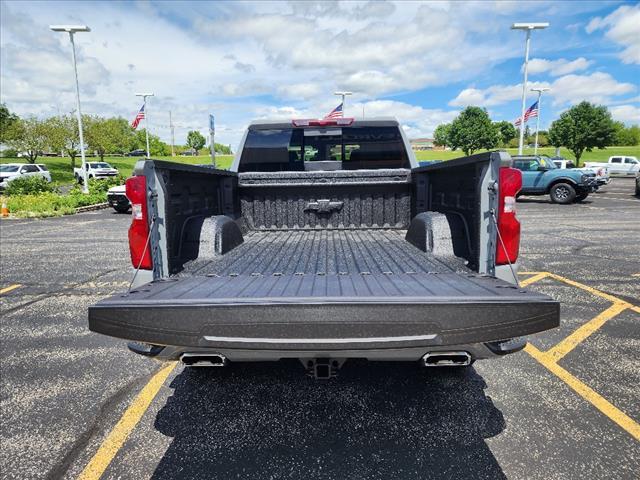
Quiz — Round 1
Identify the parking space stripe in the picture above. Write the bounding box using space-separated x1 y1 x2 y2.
546 302 630 362
525 344 640 442
519 272 549 287
77 363 176 480
546 272 634 305
0 284 22 294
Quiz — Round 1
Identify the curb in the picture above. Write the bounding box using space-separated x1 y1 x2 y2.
76 202 110 213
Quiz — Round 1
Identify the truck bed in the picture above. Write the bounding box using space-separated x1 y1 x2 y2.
89 230 559 350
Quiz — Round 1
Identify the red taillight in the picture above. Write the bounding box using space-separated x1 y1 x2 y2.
125 176 152 270
292 118 354 127
496 167 521 266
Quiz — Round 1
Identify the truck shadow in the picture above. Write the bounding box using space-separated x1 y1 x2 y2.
152 361 506 480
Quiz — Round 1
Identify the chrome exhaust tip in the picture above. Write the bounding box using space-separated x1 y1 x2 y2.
180 353 227 367
422 351 472 367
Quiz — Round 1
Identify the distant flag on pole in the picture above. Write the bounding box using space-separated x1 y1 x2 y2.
324 103 343 119
131 104 145 130
514 100 539 126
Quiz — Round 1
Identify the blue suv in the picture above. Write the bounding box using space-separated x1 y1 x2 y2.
513 155 597 204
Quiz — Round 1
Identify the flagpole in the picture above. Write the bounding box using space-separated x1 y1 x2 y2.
334 91 352 117
169 110 175 157
531 87 550 155
135 92 154 158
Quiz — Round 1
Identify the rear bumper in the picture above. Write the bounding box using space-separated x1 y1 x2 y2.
88 297 559 353
107 193 129 209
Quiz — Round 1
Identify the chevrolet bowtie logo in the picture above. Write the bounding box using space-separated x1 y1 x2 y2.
304 199 344 213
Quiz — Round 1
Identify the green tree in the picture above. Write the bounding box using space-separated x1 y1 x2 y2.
0 103 19 144
433 123 452 148
6 117 49 163
132 129 170 156
613 122 640 146
45 115 81 168
186 130 206 154
494 121 517 147
214 142 232 154
86 116 136 160
548 101 617 166
448 107 499 156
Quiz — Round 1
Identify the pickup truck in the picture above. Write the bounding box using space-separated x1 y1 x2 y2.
74 162 119 183
552 158 610 187
88 118 559 378
585 156 639 176
513 155 597 204
0 163 51 190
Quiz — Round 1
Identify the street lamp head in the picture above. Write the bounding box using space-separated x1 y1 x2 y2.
135 93 154 97
50 25 91 33
531 87 551 93
334 91 353 96
511 22 549 30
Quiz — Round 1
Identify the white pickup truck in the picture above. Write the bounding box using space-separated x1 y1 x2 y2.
552 158 610 187
74 162 119 183
585 156 639 176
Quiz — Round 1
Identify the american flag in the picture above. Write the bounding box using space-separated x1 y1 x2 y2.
324 103 343 119
514 101 539 126
131 104 145 130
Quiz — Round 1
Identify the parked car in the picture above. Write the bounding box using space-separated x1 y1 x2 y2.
585 156 639 176
180 149 197 156
107 184 130 213
513 155 598 204
74 162 119 183
88 118 559 379
552 157 610 187
125 149 147 157
0 163 52 190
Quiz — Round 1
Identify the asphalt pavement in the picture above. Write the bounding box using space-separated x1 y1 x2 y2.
1 177 638 479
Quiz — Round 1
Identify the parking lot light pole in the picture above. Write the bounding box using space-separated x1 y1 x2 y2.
135 93 154 158
511 22 549 155
334 91 352 117
531 87 550 155
50 24 91 193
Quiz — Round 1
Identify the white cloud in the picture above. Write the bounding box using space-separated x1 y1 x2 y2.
551 72 635 106
587 4 640 64
527 57 593 76
449 72 635 109
608 105 640 124
449 82 550 107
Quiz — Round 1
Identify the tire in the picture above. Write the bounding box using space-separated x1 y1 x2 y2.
75 175 82 184
550 183 576 204
575 192 589 202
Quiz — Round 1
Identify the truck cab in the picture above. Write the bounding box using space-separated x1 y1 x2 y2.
513 155 597 204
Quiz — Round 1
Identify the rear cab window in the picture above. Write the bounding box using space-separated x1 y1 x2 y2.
238 125 410 172
611 157 622 163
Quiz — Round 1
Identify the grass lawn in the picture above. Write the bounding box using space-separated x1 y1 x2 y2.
1 154 234 184
414 146 640 163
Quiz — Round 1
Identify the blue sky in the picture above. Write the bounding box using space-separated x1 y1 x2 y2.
1 0 638 148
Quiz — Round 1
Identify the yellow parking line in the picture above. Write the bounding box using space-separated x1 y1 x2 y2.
78 363 176 480
0 284 22 294
546 273 631 305
546 302 629 362
525 344 640 441
519 272 550 287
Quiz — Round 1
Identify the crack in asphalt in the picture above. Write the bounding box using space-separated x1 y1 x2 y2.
44 370 159 480
1 269 121 316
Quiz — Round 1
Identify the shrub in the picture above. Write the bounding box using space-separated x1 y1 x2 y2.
1 148 18 158
4 176 55 195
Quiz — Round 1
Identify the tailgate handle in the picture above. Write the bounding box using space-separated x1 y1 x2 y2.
305 199 343 213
